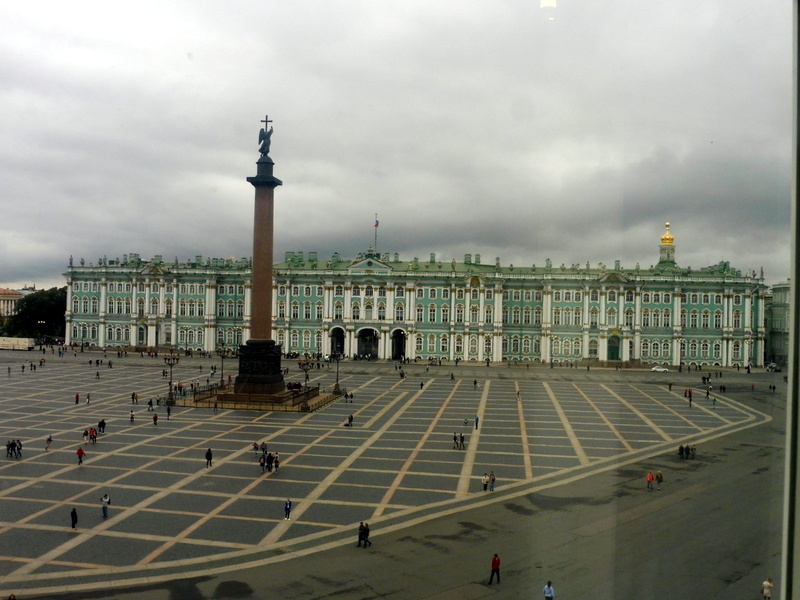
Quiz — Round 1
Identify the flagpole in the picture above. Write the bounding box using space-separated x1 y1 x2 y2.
374 213 378 251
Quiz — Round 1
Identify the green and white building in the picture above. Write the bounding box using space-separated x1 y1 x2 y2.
64 224 768 367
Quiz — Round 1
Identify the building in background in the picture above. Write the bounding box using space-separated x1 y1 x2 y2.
63 224 768 367
764 279 790 366
0 288 24 323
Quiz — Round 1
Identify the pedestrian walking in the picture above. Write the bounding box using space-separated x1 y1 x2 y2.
14 439 22 459
259 454 266 473
762 577 774 599
100 493 110 518
647 471 654 491
70 507 78 530
488 553 501 585
482 473 489 491
712 397 716 410
253 442 259 457
205 448 213 468
453 433 458 449
363 522 372 547
153 413 158 426
655 471 663 490
45 435 52 451
475 415 479 429
459 433 465 450
167 406 171 420
284 498 292 520
489 471 496 491
543 580 555 599
86 393 91 403
274 453 280 472
75 393 79 404
357 521 365 547
678 444 685 459
76 446 85 465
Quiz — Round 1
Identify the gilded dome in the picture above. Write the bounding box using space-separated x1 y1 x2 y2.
660 222 674 246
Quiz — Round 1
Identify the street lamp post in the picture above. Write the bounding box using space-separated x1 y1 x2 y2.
164 354 180 403
216 345 226 386
334 354 341 394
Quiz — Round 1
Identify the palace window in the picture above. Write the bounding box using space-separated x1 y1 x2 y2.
429 288 437 299
714 342 722 359
590 290 599 302
138 283 145 293
428 334 436 353
305 286 312 297
125 299 131 313
335 285 344 296
702 294 710 304
512 307 521 324
365 285 373 297
653 292 660 303
442 288 450 299
701 341 710 358
625 309 634 327
471 305 479 322
564 291 572 302
378 286 385 297
227 301 235 317
292 286 300 296
534 307 542 325
352 304 360 320
396 286 404 297
522 336 531 354
304 302 312 320
316 302 324 319
485 306 493 323
523 307 532 325
292 302 300 319
237 301 244 317
107 298 114 313
165 300 172 317
574 291 582 302
651 341 659 358
513 290 521 301
608 291 616 302
590 308 599 327
456 289 465 300
395 303 404 321
502 307 509 324
455 305 464 323
415 288 423 299
714 294 722 304
441 334 449 353
664 293 671 303
150 298 158 314
378 303 386 320
734 294 742 304
607 308 617 327
652 310 661 328
574 307 582 324
485 289 493 301
416 305 423 322
733 310 742 328
471 289 479 301
553 308 561 325
513 336 521 353
690 311 699 328
589 339 598 357
303 331 311 349
455 335 463 354
641 340 650 358
219 285 226 295
290 331 299 349
642 309 650 327
415 335 423 353
702 310 710 328
663 309 671 327
277 302 286 319
91 298 99 313
138 299 145 316
429 305 437 323
643 293 650 303
534 291 542 302
334 302 343 319
691 293 699 304
485 336 493 356
553 291 561 302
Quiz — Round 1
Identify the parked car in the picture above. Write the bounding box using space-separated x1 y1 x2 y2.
651 366 669 373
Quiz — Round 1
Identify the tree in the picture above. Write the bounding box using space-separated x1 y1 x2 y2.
5 287 67 339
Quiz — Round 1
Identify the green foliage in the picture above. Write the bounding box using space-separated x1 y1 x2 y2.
5 287 67 338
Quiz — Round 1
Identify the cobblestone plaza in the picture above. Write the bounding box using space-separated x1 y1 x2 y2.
0 349 774 597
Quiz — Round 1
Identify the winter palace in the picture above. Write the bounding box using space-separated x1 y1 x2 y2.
63 224 768 367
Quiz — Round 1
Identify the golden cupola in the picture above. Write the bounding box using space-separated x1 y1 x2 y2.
660 222 674 246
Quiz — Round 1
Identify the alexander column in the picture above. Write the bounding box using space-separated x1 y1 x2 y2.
234 116 285 394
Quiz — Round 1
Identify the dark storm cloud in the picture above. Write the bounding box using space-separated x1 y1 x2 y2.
0 1 791 290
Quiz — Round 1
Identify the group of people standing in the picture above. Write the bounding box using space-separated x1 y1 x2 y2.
5 439 22 458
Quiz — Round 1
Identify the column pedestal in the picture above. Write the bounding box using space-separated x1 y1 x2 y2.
234 339 285 394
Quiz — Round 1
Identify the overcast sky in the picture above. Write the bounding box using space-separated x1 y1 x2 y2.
0 1 792 291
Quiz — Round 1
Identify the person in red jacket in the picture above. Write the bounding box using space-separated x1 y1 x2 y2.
76 446 86 465
488 553 501 585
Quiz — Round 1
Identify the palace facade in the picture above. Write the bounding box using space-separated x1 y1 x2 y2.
63 224 768 367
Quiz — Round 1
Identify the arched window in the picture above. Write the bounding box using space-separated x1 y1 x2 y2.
352 304 360 320
277 301 286 319
217 301 225 317
335 285 343 296
485 335 492 356
429 305 437 323
590 308 599 327
455 305 464 323
652 309 660 328
150 298 158 314
534 307 542 325
485 306 494 323
608 291 616 302
553 308 561 325
291 302 300 319
471 305 480 322
72 297 80 313
626 291 634 302
334 302 343 319
607 308 617 326
512 307 521 324
416 305 423 322
642 309 650 327
663 309 671 327
641 340 650 358
395 303 404 321
352 286 361 296
428 334 436 353
441 334 450 353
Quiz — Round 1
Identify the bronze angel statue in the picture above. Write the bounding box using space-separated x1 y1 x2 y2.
258 125 273 156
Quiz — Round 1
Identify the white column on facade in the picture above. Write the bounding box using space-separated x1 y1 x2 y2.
344 284 352 319
386 285 395 322
542 286 551 363
171 279 179 350
65 279 74 344
582 286 590 358
672 287 682 367
98 280 107 347
407 286 415 325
